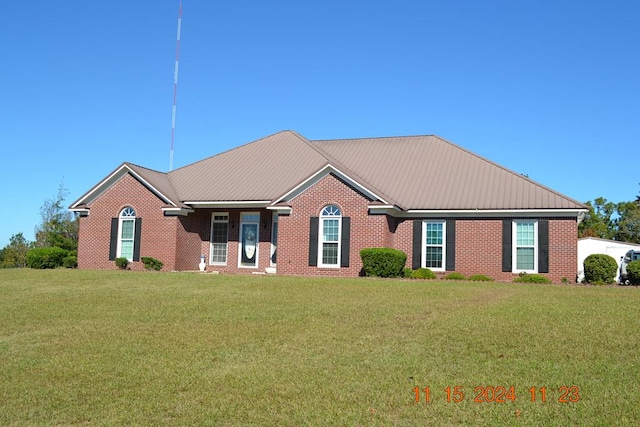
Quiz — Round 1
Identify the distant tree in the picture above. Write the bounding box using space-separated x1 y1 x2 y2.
615 200 640 244
0 233 33 268
34 181 78 252
578 197 616 239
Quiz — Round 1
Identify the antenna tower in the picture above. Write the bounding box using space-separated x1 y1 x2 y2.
170 0 183 171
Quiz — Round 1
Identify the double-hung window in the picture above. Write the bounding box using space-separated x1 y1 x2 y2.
423 221 446 271
513 221 537 272
319 205 341 267
210 213 229 265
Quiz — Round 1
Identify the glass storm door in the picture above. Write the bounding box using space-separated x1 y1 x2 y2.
240 213 259 268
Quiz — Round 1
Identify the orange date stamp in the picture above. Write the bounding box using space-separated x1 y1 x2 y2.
412 385 580 403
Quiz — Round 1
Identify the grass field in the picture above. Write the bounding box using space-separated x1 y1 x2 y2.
0 269 639 426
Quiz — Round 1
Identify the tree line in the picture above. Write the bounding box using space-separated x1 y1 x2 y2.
0 183 78 268
578 193 640 243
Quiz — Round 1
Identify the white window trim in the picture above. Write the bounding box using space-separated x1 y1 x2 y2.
117 207 136 262
512 220 538 273
318 205 342 268
422 220 446 272
209 212 229 266
238 212 260 269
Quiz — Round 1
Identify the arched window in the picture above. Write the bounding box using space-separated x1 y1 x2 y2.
319 205 341 267
118 207 136 261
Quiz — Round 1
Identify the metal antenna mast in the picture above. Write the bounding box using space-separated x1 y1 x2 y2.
170 0 183 171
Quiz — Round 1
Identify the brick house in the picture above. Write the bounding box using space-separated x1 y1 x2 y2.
70 130 587 282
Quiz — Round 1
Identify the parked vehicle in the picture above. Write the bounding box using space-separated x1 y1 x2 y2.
619 250 640 285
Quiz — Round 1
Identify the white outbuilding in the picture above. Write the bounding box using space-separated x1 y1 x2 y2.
577 237 640 282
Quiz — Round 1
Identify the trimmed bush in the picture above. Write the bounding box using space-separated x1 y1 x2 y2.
513 273 551 284
403 268 413 278
115 257 129 270
626 260 640 285
26 247 68 269
468 274 494 282
141 256 164 271
412 268 436 279
360 248 407 278
62 256 77 269
583 254 617 285
444 272 466 280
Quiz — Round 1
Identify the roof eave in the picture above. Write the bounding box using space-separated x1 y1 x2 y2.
69 207 90 217
401 208 588 218
162 207 194 216
184 201 272 209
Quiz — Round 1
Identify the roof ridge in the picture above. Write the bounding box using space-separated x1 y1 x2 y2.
311 134 438 143
125 162 167 175
167 130 299 175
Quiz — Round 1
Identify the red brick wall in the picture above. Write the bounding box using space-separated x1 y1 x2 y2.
548 218 579 282
393 217 578 283
77 173 179 271
277 173 392 276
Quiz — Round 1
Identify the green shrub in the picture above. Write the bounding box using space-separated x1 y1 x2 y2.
403 268 413 278
62 256 77 269
583 254 617 284
360 248 407 278
468 274 494 282
141 256 164 271
26 247 68 269
115 257 129 270
444 272 466 280
626 260 640 285
513 273 551 284
412 268 436 279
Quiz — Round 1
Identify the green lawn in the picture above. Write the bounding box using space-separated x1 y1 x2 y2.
0 269 639 426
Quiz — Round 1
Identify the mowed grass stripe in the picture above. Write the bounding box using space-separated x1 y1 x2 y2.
0 269 638 426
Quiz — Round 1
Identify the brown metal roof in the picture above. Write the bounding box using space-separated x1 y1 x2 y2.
72 131 586 212
310 135 586 210
167 131 329 201
126 163 186 208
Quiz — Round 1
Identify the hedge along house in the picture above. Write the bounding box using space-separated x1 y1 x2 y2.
70 130 587 282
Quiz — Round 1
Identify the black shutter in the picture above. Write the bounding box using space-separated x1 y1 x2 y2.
133 218 142 262
446 219 456 271
412 220 422 270
309 217 319 266
538 220 549 273
340 217 350 267
502 219 512 272
109 218 118 260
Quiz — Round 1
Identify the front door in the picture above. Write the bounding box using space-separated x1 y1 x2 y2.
239 213 259 268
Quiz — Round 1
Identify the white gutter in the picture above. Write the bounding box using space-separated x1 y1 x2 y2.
184 201 271 209
369 207 588 218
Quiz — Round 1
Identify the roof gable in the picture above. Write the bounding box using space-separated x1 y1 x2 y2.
70 163 184 210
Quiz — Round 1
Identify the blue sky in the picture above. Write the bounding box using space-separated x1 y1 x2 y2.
2 1 639 246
